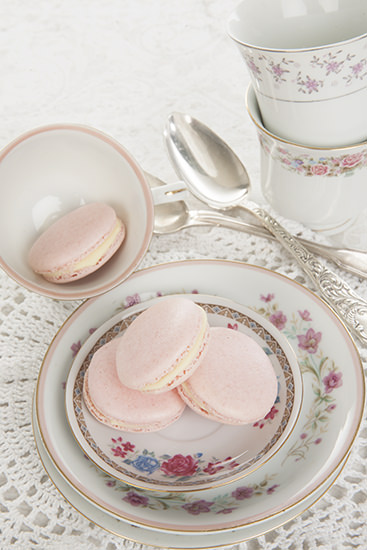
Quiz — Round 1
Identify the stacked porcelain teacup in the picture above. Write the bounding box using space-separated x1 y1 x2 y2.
228 0 367 234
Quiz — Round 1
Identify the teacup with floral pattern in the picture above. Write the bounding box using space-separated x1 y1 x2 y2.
228 0 367 146
246 84 367 234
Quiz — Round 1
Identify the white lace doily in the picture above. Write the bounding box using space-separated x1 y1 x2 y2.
1 1 366 549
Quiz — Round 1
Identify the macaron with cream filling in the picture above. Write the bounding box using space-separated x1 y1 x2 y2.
178 326 278 425
28 202 125 283
116 296 210 393
83 338 185 432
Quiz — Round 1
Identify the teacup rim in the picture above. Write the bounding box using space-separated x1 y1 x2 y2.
245 84 367 152
227 0 367 54
228 27 367 55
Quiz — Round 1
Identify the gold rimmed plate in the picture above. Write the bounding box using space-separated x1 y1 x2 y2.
65 294 302 492
35 260 364 533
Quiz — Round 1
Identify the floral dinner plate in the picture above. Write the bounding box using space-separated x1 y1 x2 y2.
65 293 302 492
33 397 348 548
35 260 364 533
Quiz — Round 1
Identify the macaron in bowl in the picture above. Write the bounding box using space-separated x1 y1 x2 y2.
0 124 154 300
28 202 126 284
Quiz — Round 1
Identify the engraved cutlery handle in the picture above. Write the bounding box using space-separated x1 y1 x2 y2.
248 204 367 345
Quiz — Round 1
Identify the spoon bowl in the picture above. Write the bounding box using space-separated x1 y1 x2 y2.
165 113 250 209
164 112 367 345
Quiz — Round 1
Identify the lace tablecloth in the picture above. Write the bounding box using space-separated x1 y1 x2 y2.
1 1 367 548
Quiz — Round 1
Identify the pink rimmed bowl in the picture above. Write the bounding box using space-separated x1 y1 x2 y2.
0 124 154 300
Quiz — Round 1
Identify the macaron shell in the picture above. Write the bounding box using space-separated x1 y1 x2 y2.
41 220 125 283
28 202 123 274
83 338 185 432
178 327 278 425
115 297 210 393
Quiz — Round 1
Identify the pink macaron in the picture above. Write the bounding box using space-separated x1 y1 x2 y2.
178 326 278 425
116 296 210 393
28 202 125 283
83 338 185 432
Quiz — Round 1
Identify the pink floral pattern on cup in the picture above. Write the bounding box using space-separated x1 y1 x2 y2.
242 46 367 98
259 134 367 177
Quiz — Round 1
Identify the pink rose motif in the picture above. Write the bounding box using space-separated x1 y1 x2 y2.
227 323 238 330
341 153 363 168
232 486 254 500
297 328 322 354
272 64 287 78
123 491 149 507
267 484 279 494
261 293 274 303
123 441 135 452
111 445 127 458
253 420 265 429
182 499 214 515
246 59 261 77
161 454 198 476
305 76 321 93
298 310 312 321
125 293 141 307
269 310 287 330
310 164 329 176
264 405 278 420
203 461 225 475
323 371 342 393
71 341 81 357
111 437 135 456
351 61 365 77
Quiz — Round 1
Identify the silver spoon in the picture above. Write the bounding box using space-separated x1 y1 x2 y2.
145 172 367 279
164 113 367 345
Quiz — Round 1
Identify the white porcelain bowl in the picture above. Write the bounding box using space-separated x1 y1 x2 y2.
246 84 367 234
228 0 367 147
0 124 154 300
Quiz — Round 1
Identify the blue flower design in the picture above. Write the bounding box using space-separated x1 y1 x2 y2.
131 455 160 474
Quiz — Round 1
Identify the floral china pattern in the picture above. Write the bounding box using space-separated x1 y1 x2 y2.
69 289 343 516
259 133 367 177
110 436 240 480
100 468 279 516
254 293 342 463
70 296 295 488
242 46 367 97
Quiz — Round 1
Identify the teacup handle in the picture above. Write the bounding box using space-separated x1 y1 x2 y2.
147 175 188 205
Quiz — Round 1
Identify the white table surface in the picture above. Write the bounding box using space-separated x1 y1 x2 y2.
1 1 366 549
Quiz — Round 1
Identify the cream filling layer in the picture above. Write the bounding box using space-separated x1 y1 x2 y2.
180 383 210 414
47 219 123 276
142 311 208 392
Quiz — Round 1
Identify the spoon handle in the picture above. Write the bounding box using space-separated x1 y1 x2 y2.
247 203 367 345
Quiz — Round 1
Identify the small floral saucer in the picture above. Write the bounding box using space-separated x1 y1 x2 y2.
65 293 302 492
